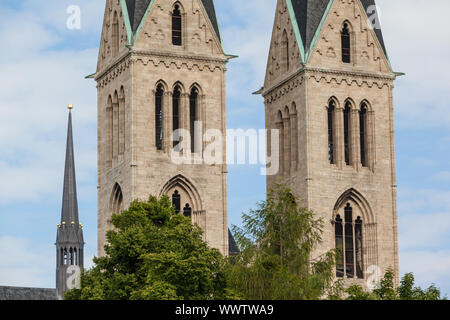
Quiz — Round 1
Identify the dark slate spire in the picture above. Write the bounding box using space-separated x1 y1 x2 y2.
56 106 84 299
60 108 79 227
290 0 387 56
125 0 221 42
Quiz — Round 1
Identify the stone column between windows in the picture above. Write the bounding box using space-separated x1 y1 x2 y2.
290 112 298 172
335 107 345 169
283 116 291 176
368 110 376 171
181 93 190 151
112 100 119 160
351 108 361 170
164 92 173 153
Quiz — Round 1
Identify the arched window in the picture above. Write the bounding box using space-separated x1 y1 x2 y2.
344 102 351 166
112 11 119 56
173 86 181 148
172 190 181 214
113 91 119 159
172 4 182 46
341 22 351 63
360 103 368 167
119 87 125 155
155 85 164 150
334 204 364 279
328 100 336 164
281 29 289 72
111 183 123 215
183 203 192 219
63 248 68 265
277 110 284 175
189 88 198 153
106 95 113 165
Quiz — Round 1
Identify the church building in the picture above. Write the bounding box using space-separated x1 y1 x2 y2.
259 0 401 285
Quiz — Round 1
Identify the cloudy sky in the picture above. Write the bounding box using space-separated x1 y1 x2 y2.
0 0 449 296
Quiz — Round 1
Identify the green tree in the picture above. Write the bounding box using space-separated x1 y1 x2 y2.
345 268 444 300
227 184 338 300
65 195 235 300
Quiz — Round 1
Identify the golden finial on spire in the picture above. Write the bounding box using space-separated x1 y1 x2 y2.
68 104 73 110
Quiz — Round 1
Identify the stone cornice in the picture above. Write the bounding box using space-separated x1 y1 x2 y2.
131 48 229 64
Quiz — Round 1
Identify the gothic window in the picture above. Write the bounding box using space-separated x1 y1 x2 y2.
334 215 344 277
155 84 164 150
172 190 181 214
113 91 119 158
334 204 364 279
112 11 119 56
172 4 182 46
328 100 336 164
74 247 77 265
183 203 192 219
119 87 125 155
173 86 181 148
344 102 351 166
360 103 368 167
111 183 123 215
277 111 284 175
341 22 351 63
69 248 74 265
106 95 113 165
189 88 198 153
281 29 289 72
63 248 68 265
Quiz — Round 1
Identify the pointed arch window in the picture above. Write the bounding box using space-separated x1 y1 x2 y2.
172 4 182 46
344 102 351 165
183 204 192 219
155 85 164 150
360 103 368 167
341 22 351 63
328 100 336 164
173 86 181 148
172 190 181 214
334 203 364 279
111 183 123 215
189 88 198 153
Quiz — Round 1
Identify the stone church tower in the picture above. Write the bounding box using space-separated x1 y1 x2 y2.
92 0 231 256
260 0 401 285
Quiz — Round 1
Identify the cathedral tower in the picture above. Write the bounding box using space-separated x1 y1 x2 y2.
93 0 230 256
260 0 401 285
56 106 84 299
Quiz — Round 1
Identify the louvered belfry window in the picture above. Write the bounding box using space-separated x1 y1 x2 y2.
172 5 182 46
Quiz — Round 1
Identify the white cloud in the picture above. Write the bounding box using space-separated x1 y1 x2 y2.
0 236 54 288
433 171 450 182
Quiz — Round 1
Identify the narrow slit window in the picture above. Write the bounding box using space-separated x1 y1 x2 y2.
360 104 368 167
155 85 164 150
344 103 351 165
173 87 181 148
344 204 354 278
183 204 192 219
172 190 181 214
328 100 335 164
189 88 198 153
334 215 344 277
172 5 182 46
341 23 351 63
355 217 364 279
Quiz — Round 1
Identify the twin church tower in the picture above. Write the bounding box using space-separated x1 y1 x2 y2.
57 0 401 295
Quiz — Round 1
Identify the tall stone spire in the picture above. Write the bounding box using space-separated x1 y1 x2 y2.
56 105 84 300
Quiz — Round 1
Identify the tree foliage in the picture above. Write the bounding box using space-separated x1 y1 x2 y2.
227 184 338 300
345 268 445 300
65 195 235 300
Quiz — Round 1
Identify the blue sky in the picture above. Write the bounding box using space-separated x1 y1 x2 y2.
0 0 449 296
